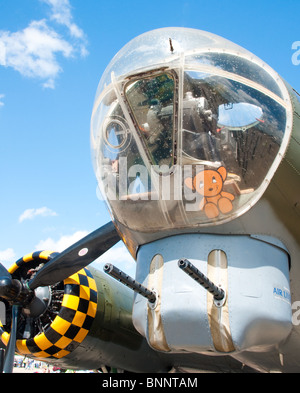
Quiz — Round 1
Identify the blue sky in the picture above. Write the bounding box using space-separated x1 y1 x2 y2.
0 0 299 276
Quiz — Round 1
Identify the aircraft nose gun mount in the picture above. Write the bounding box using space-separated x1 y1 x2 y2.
104 263 157 306
178 258 226 307
104 259 227 308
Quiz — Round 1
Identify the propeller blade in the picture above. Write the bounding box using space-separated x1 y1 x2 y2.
28 221 120 290
3 305 20 373
0 263 11 279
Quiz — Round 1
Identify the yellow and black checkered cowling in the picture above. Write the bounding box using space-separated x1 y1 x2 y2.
0 251 98 360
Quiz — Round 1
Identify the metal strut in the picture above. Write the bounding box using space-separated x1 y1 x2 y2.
178 258 225 301
103 263 156 304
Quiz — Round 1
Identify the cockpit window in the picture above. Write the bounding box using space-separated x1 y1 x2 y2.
125 73 175 170
182 71 286 193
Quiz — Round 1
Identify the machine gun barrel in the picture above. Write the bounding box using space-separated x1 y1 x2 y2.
104 263 156 304
178 258 225 301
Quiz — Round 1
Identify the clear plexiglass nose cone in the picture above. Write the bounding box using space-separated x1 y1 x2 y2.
91 27 292 253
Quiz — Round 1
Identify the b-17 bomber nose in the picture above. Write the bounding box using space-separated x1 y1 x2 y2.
91 27 293 250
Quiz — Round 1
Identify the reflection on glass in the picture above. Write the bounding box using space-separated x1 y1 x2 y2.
182 71 286 192
125 73 175 170
105 119 127 149
218 103 263 130
185 52 283 98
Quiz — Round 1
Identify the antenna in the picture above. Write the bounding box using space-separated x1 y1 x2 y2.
169 38 174 53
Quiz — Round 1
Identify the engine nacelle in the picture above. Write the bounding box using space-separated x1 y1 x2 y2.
0 252 98 360
0 251 167 372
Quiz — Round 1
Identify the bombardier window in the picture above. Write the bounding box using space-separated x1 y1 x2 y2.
92 28 292 235
125 73 175 170
182 71 286 192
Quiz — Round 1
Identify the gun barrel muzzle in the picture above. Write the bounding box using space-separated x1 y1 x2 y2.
178 258 225 301
104 263 156 304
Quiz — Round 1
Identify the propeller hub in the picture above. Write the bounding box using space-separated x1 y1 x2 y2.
0 277 33 306
22 286 51 318
0 277 22 302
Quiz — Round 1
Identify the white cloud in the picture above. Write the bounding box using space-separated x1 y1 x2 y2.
0 41 5 65
0 248 16 264
0 0 88 88
19 206 58 223
41 0 85 39
35 230 88 252
44 0 89 58
93 242 136 276
0 94 4 106
0 20 72 85
35 230 136 276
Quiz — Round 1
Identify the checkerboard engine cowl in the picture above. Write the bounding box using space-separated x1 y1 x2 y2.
0 252 97 360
